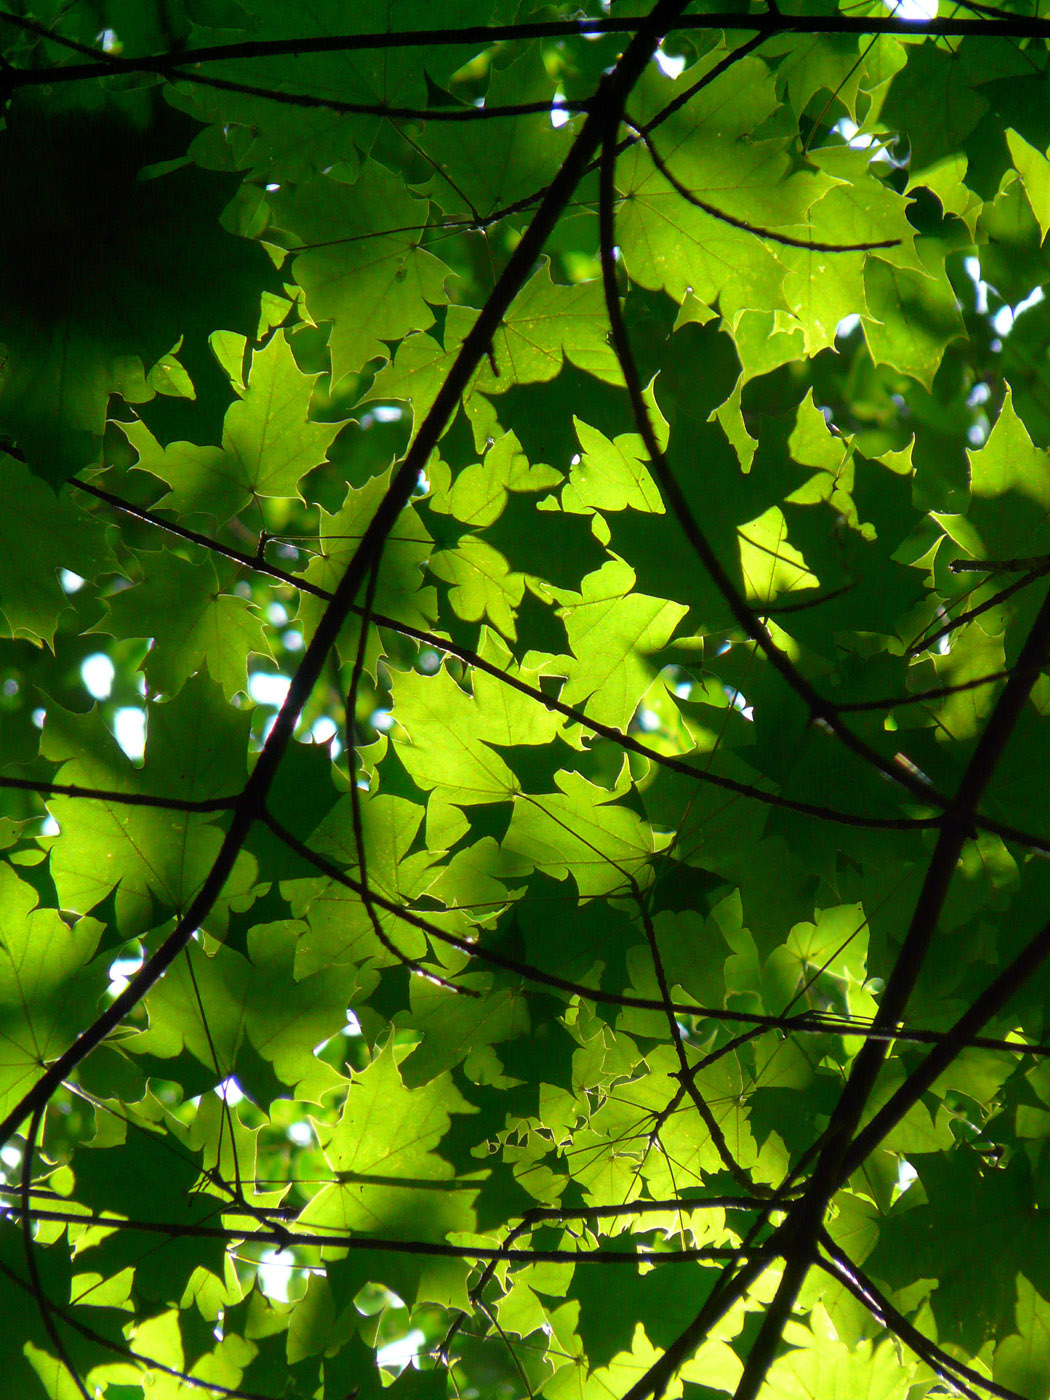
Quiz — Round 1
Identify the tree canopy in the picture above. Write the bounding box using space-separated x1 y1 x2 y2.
4 0 1050 1396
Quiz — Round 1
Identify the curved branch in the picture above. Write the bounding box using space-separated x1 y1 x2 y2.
627 119 900 253
20 1104 92 1400
907 567 1048 657
1 1205 756 1264
0 1251 285 1399
633 875 770 1196
597 65 956 823
344 550 468 992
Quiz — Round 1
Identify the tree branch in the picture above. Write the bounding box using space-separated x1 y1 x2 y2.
817 1232 1025 1400
7 11 1050 92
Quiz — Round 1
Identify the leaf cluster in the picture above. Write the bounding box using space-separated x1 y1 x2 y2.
3 2 1050 1399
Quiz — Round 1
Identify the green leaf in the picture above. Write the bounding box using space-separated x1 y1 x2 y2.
132 921 352 1105
0 457 112 645
272 163 452 382
124 331 343 524
563 417 664 515
1007 129 1050 242
391 649 561 844
995 1274 1050 1400
101 550 272 699
42 683 258 936
301 1040 476 1241
499 767 669 900
966 385 1050 558
0 88 271 483
418 48 575 219
0 865 104 1121
763 1334 912 1400
863 243 965 388
541 560 687 729
396 973 530 1087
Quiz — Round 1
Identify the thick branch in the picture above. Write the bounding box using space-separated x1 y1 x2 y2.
733 579 1050 1400
7 11 1050 91
818 1233 1025 1400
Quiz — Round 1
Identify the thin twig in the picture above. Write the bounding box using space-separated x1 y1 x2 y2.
20 1103 93 1399
627 118 900 253
345 552 467 991
0 773 235 812
907 567 1048 656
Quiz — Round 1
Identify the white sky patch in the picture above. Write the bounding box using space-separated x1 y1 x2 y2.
885 0 938 19
728 689 754 722
60 569 85 593
897 1159 918 1192
371 405 403 423
994 284 1047 338
655 48 686 81
114 707 146 760
40 815 59 837
550 91 570 129
1016 285 1046 318
249 672 290 708
345 1010 363 1037
832 117 892 166
108 948 143 997
311 716 338 745
834 117 874 151
1 1145 21 1168
636 707 661 732
257 1249 294 1302
216 1077 245 1106
836 313 861 340
964 256 989 314
968 381 991 407
283 629 304 652
81 652 114 701
370 709 394 732
976 278 1045 340
378 1328 426 1373
287 1120 313 1147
